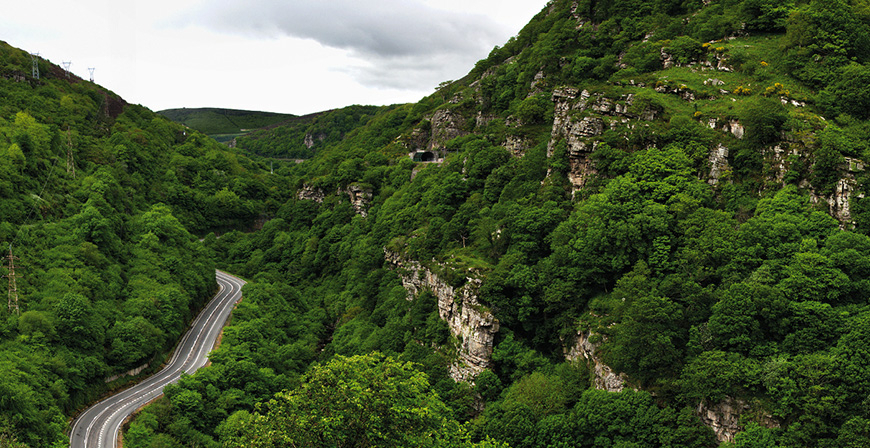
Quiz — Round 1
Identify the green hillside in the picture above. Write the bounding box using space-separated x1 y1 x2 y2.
0 40 289 446
233 105 384 159
157 107 294 142
8 0 870 446
124 0 870 447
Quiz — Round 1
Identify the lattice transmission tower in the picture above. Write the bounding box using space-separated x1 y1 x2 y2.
4 246 20 316
30 52 39 80
62 61 72 78
88 67 95 82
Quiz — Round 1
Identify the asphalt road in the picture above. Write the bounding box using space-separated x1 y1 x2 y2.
69 270 245 448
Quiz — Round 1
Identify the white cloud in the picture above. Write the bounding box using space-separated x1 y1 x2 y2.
0 0 549 114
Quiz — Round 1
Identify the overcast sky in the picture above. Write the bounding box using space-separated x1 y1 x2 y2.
1 0 548 115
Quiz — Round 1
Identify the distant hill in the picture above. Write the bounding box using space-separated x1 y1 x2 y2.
158 107 294 142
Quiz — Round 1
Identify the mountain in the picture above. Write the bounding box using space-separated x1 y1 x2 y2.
142 1 870 446
0 39 287 446
157 107 294 143
7 0 870 446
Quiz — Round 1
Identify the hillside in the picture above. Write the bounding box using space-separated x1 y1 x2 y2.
127 0 870 447
6 0 870 447
157 107 294 143
231 105 386 159
0 40 288 446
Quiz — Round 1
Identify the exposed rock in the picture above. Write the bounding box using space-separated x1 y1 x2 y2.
304 132 326 149
384 250 499 382
697 397 781 443
564 329 628 392
661 49 676 69
346 183 372 217
530 70 546 93
429 109 466 151
504 135 531 158
476 111 496 129
548 87 659 194
708 143 730 185
297 184 325 203
810 176 863 228
723 120 744 139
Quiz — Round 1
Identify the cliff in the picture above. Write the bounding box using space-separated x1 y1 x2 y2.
384 250 499 382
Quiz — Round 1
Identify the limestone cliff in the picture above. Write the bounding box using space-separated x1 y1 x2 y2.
697 397 780 443
384 249 499 382
547 87 659 194
297 184 325 203
296 183 372 217
346 183 373 218
564 329 629 392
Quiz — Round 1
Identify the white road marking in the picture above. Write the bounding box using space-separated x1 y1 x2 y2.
70 271 245 448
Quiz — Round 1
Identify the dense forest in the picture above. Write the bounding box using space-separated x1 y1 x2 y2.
6 0 870 446
0 40 291 446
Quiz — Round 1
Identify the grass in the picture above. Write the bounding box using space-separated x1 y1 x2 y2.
158 107 294 136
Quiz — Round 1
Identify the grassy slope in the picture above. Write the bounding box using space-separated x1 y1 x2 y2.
158 107 295 137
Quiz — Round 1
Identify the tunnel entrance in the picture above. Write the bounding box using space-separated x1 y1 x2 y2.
420 151 436 162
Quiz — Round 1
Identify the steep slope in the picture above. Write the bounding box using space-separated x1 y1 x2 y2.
0 40 288 446
231 105 386 159
126 1 870 447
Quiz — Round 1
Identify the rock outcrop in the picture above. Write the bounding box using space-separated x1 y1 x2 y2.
708 143 730 185
346 183 373 217
548 87 659 194
297 184 325 203
697 397 780 443
429 109 466 151
384 250 499 382
810 176 863 228
564 329 628 392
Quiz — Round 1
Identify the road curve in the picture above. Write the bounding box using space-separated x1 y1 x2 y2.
70 270 245 448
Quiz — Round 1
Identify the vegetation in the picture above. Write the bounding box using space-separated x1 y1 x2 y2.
232 105 385 159
0 39 289 446
157 108 294 142
8 0 870 446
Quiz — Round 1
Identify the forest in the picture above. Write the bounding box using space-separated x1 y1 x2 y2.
5 0 870 446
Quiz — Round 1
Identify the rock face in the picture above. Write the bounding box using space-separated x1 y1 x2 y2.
697 397 780 443
708 143 730 185
564 330 628 392
346 183 372 217
297 184 325 203
810 176 863 227
384 250 499 382
548 87 658 194
429 109 466 151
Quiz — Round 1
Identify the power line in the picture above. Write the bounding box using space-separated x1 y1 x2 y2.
3 247 21 316
66 127 76 178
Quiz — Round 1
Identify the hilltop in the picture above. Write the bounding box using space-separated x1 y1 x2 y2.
157 107 294 143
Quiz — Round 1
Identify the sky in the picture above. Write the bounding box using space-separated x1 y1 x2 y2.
0 0 549 115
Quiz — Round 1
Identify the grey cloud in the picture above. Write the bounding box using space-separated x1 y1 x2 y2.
187 0 509 89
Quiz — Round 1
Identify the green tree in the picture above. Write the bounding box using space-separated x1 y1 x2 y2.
228 353 468 448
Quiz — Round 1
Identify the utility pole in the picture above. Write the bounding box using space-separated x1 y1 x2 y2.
4 246 20 316
66 127 76 178
62 61 72 78
88 67 95 82
30 52 39 80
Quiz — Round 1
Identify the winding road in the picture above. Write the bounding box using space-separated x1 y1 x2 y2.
69 270 245 448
